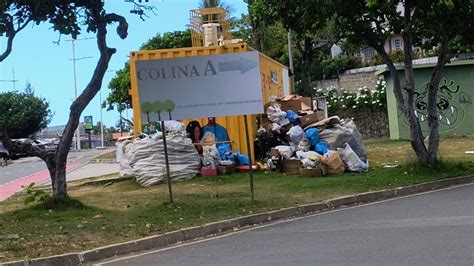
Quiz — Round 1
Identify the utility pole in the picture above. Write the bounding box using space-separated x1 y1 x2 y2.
99 87 105 148
0 68 19 90
288 29 295 94
67 37 93 151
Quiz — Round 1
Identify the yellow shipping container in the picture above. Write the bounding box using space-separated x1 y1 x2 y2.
129 43 290 157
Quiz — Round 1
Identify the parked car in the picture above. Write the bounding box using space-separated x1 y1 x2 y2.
9 138 57 159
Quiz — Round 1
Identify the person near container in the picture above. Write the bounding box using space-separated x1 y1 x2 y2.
186 120 204 156
202 117 230 148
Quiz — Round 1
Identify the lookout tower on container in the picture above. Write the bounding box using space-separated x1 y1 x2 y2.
189 7 232 47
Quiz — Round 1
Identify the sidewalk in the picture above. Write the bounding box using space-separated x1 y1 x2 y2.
41 162 119 185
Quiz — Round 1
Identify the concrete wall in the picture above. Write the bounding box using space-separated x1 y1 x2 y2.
339 72 378 92
313 65 384 92
382 60 474 139
332 109 389 139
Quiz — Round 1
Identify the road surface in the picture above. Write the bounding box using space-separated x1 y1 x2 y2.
101 183 474 266
0 149 104 186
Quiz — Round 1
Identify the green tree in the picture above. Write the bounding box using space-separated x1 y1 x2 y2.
0 0 155 198
105 30 192 112
333 0 473 165
0 88 52 139
248 0 339 96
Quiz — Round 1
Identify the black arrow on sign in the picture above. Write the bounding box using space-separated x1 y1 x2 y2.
218 57 258 74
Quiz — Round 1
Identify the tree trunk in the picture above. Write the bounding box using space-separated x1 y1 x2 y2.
427 37 450 165
401 4 430 165
375 43 429 164
51 13 128 197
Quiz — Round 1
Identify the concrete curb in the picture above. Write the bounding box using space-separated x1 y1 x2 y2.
4 175 473 266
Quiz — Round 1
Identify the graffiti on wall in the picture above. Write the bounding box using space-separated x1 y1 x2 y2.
401 78 472 133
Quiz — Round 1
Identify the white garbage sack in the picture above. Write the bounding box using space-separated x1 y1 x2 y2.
275 145 295 159
337 143 368 172
272 123 282 133
163 120 186 134
127 133 201 186
295 150 320 161
301 158 316 168
117 140 134 177
266 104 287 123
296 138 310 152
202 144 220 168
287 125 304 145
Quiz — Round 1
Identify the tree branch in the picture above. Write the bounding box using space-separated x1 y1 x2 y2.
0 16 31 62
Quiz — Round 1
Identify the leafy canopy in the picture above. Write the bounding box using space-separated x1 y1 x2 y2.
0 85 52 138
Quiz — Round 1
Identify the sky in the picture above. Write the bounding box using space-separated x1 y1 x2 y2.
0 0 248 128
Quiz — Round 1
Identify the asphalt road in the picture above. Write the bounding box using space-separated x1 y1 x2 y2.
0 149 105 185
101 183 474 266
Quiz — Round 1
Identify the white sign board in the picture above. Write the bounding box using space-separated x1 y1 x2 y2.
135 51 263 121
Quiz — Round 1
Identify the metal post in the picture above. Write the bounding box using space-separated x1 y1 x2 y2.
87 131 92 149
288 29 295 94
244 115 255 202
161 120 173 203
99 88 104 148
71 40 81 151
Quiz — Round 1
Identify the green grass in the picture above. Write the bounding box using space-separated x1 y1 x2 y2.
1 137 474 262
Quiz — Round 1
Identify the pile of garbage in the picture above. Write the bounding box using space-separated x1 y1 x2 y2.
117 121 201 186
258 95 368 177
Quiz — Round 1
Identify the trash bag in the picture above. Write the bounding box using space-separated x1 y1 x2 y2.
277 118 290 126
295 150 319 160
305 128 319 148
287 125 304 144
217 143 232 161
296 138 311 152
340 119 367 162
117 140 133 177
235 151 250 165
320 150 345 174
315 141 329 155
337 143 368 172
286 110 299 123
301 158 316 168
319 124 352 149
272 123 282 133
267 104 287 123
127 134 201 186
163 120 186 133
201 131 217 146
275 145 295 159
202 144 220 168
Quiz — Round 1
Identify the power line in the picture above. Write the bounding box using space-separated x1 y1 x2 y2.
0 69 19 90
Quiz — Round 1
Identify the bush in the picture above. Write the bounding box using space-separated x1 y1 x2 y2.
314 78 387 113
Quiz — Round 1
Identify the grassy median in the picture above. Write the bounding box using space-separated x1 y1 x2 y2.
1 136 473 262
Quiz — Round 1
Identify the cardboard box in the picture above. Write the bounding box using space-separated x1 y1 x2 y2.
217 163 235 175
277 99 301 112
299 162 327 177
282 159 302 174
300 111 326 127
299 167 323 177
301 97 312 110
